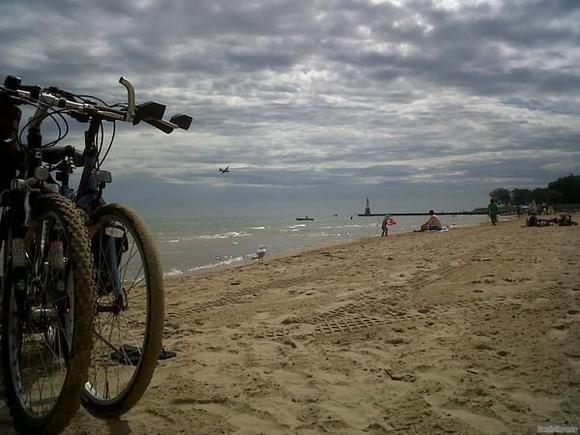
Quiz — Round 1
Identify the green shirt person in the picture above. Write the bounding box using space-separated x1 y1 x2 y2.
488 198 499 225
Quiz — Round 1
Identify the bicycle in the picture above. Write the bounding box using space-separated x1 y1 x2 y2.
2 75 191 419
0 76 96 434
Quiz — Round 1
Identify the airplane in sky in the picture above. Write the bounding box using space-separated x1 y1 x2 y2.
218 166 230 173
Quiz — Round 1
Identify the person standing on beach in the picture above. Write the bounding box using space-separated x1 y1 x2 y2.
381 215 396 236
488 198 499 225
381 215 389 236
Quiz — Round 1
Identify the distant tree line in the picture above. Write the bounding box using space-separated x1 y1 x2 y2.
489 174 580 206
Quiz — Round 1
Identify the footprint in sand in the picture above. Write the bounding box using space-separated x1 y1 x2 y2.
566 351 580 371
548 321 570 340
507 387 560 417
552 321 570 330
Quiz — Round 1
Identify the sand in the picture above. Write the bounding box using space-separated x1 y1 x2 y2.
1 216 579 434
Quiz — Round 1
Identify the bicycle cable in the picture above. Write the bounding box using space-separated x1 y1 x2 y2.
43 109 70 147
17 104 70 151
74 94 111 107
98 121 116 168
66 91 118 168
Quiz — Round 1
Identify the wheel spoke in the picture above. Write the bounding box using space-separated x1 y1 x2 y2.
85 210 155 407
5 209 80 418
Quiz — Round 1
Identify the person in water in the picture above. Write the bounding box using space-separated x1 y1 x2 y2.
417 210 443 231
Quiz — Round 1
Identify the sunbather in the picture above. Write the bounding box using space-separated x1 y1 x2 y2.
416 210 443 232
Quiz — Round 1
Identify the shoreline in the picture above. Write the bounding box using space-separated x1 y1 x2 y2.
161 215 495 281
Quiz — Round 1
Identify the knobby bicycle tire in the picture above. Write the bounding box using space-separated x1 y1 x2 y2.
82 203 164 417
1 194 95 435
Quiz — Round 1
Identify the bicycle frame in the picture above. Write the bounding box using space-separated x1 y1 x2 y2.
75 117 108 212
54 116 127 308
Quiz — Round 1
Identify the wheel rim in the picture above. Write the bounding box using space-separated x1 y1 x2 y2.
6 212 75 417
85 215 149 403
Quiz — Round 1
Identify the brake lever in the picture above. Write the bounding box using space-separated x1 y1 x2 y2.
169 114 193 130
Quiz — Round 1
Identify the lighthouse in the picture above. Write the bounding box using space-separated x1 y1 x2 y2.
364 197 371 215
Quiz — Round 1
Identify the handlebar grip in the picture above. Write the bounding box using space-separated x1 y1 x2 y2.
144 118 174 134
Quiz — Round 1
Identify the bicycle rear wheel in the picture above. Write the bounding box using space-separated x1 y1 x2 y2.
1 194 95 435
82 203 164 417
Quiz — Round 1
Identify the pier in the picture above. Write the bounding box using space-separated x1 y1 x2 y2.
357 211 488 217
357 197 488 217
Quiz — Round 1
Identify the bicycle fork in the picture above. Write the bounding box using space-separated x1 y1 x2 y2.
107 236 124 307
97 226 127 313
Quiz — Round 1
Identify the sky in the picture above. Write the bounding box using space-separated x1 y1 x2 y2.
1 0 579 217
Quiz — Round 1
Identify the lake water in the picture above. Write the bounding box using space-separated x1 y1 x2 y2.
146 214 490 278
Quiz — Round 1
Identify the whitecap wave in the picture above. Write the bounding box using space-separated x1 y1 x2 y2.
196 231 252 240
188 254 251 272
164 268 184 277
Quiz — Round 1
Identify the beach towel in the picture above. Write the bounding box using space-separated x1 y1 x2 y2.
428 227 450 233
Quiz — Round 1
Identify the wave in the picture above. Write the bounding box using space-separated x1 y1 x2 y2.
318 232 342 237
196 231 253 240
322 224 367 229
188 254 252 272
163 268 184 277
251 226 266 230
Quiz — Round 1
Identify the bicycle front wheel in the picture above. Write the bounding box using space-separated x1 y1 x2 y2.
1 194 95 435
82 203 164 417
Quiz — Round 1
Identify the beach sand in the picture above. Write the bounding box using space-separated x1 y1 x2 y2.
2 217 579 434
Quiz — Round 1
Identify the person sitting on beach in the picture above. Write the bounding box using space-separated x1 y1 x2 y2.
558 214 578 226
526 212 538 227
417 210 443 232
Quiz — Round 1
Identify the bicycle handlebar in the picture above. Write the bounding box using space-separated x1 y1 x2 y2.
1 78 128 122
1 75 192 133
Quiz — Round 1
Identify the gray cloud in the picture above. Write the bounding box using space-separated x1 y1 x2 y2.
1 0 579 214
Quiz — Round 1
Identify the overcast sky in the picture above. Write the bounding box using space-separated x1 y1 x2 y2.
2 0 579 216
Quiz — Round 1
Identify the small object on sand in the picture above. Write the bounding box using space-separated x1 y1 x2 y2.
111 345 176 365
384 368 403 381
254 245 267 262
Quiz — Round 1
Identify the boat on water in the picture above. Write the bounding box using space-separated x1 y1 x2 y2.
296 216 314 221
